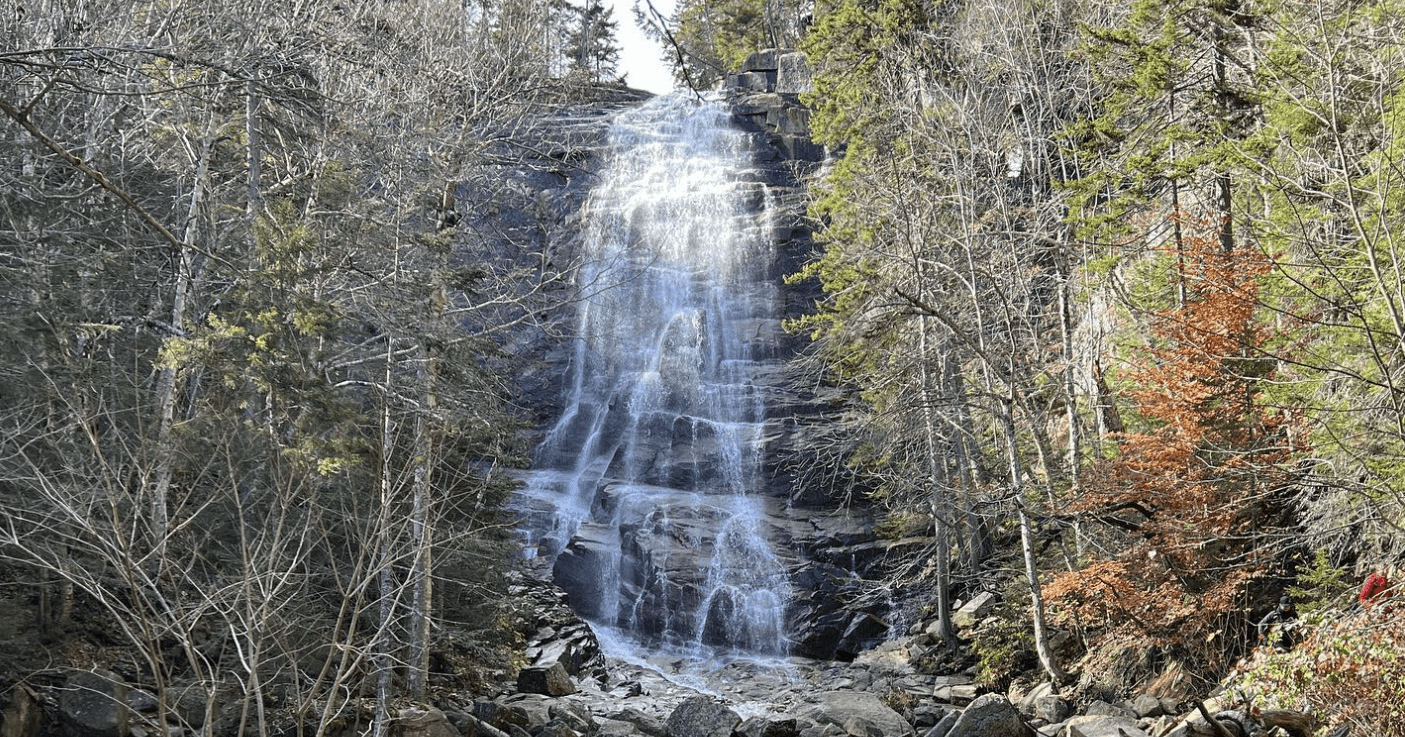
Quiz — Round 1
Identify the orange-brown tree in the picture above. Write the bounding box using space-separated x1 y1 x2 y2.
1047 219 1299 672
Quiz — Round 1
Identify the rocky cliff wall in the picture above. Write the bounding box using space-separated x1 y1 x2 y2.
506 55 905 663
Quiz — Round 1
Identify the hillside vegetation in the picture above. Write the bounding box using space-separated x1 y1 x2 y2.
676 0 1405 731
1 1 630 734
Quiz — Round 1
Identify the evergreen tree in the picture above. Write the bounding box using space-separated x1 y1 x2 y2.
569 0 623 82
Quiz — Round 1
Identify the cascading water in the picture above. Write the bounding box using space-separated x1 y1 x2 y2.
520 95 792 660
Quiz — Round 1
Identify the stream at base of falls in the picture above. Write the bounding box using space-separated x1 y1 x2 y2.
516 93 796 667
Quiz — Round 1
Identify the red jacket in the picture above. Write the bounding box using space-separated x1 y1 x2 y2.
1360 572 1390 605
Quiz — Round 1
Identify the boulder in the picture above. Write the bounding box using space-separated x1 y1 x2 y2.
665 697 741 737
537 722 579 737
548 703 595 734
798 692 914 737
500 695 553 727
738 717 799 737
60 670 130 737
475 701 526 731
931 677 977 706
596 719 641 737
942 694 1031 737
910 707 948 730
728 72 776 93
516 663 577 697
1031 696 1070 725
1061 716 1150 737
393 708 462 737
609 709 666 737
951 593 996 629
921 711 958 737
841 717 882 737
124 691 157 715
1083 701 1133 719
1013 682 1054 716
1129 694 1165 719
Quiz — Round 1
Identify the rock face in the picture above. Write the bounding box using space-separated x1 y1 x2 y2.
513 575 608 682
513 55 906 663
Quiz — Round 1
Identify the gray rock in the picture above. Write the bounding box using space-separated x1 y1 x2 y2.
840 717 881 737
1129 694 1165 719
393 708 462 737
501 695 554 727
776 52 812 94
1061 716 1149 737
952 593 996 629
537 722 579 737
596 719 641 737
932 684 978 705
798 692 914 737
61 670 130 737
921 711 958 737
742 49 782 72
475 701 523 730
516 663 577 697
943 694 1032 737
125 691 157 714
1083 702 1133 719
610 709 666 737
465 715 512 737
910 706 947 730
1013 682 1054 716
1032 696 1070 725
552 525 617 619
836 613 889 659
665 697 741 737
549 703 594 733
738 717 799 737
728 71 777 93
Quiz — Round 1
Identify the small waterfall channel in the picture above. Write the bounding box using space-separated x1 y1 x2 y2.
519 95 792 661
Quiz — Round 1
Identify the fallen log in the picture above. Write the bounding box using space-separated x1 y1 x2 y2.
1254 707 1317 737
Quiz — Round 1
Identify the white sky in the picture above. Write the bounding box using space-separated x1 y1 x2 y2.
603 0 679 95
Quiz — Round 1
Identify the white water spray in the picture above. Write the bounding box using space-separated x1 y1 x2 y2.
521 95 791 660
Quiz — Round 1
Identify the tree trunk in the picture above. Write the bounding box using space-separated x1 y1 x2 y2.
1001 394 1066 683
946 361 987 577
149 127 214 574
1056 250 1086 563
920 327 954 644
406 338 438 698
373 351 397 737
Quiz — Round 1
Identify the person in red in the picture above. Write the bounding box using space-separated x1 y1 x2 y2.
1359 570 1391 608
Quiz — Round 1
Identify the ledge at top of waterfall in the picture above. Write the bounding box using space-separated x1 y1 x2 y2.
518 94 796 665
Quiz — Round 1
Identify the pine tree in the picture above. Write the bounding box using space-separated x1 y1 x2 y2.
569 0 622 82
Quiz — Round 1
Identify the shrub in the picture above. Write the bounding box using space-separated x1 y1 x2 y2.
1234 605 1405 736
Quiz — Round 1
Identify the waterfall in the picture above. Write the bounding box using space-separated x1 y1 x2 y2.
520 95 791 659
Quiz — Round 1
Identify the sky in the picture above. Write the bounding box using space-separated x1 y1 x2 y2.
604 0 679 95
